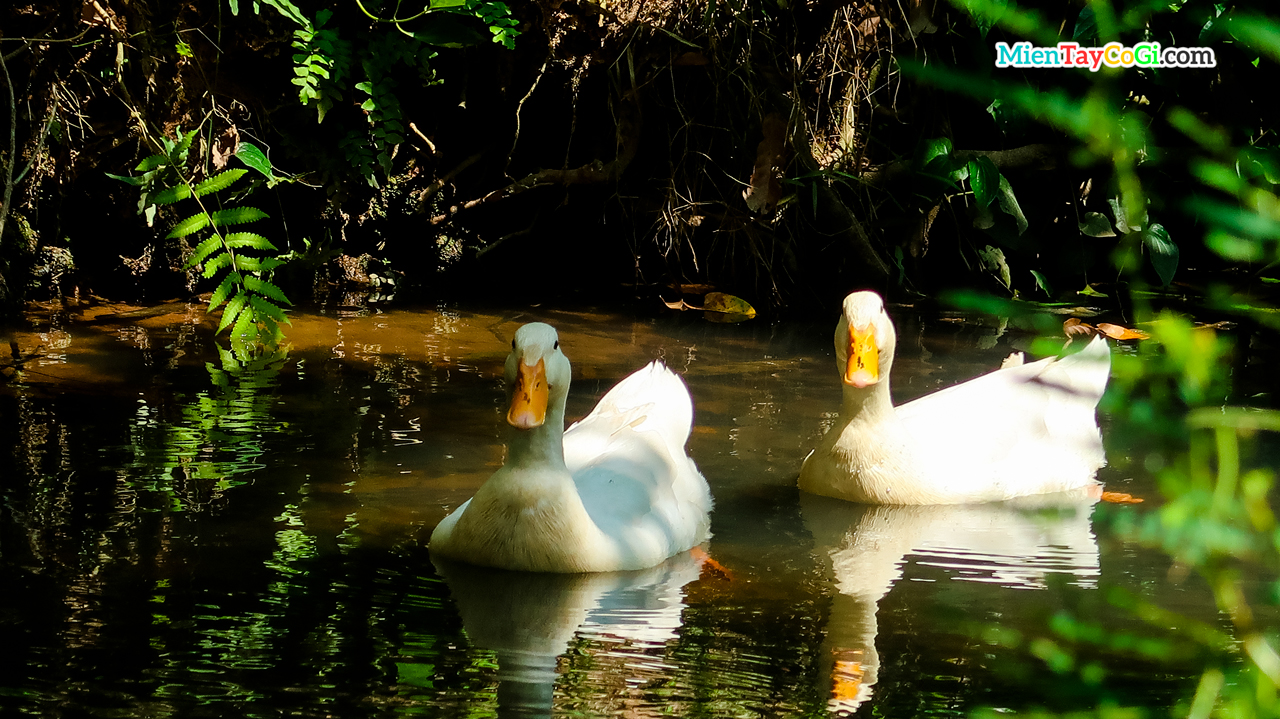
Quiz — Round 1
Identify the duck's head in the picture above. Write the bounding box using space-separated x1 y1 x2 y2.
504 322 572 430
835 291 895 388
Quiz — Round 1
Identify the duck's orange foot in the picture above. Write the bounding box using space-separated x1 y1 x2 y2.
691 546 733 581
1101 491 1144 504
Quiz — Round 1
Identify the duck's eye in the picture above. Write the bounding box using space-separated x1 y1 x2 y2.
553 341 559 350
511 339 516 350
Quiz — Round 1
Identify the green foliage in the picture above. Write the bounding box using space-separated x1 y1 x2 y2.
108 129 292 356
924 0 1280 716
243 0 519 186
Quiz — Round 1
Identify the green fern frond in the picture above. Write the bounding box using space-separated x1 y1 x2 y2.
231 304 256 342
195 169 248 197
244 276 291 304
219 292 250 331
167 212 212 239
225 232 277 251
186 236 223 268
210 272 241 309
203 252 233 279
211 207 270 227
153 184 193 206
249 295 291 325
136 155 170 172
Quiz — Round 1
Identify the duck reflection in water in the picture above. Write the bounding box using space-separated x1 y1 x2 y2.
430 551 703 717
801 490 1101 714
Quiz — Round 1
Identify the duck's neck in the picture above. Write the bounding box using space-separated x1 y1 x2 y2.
506 394 568 470
842 378 896 424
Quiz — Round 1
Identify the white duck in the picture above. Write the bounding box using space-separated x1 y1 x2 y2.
798 291 1111 504
429 322 713 572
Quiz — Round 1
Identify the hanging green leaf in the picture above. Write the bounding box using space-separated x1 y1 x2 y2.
1079 212 1116 237
968 156 1000 209
1143 224 1179 286
996 175 1028 235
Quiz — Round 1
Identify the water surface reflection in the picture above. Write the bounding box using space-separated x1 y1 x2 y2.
0 300 1203 717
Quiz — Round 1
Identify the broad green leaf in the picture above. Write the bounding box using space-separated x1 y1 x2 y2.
978 245 1011 289
429 0 468 7
166 212 212 239
1030 269 1053 298
996 175 1028 235
919 137 953 168
152 184 193 206
203 251 233 279
211 206 269 227
968 156 1000 209
186 235 223 268
1072 4 1097 44
1142 224 1179 287
1108 197 1146 233
195 169 248 197
135 154 170 172
236 143 274 179
1079 211 1116 237
245 275 292 304
225 232 278 251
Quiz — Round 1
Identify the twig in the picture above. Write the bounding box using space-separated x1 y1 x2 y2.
506 57 550 179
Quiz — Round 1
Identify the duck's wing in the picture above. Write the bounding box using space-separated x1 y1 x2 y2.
564 362 712 568
895 335 1110 492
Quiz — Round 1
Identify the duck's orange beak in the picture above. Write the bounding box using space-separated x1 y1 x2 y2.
507 358 548 429
844 324 879 387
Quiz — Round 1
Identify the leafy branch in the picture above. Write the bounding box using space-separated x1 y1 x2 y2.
108 129 293 356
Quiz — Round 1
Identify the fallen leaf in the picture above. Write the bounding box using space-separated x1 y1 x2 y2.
1063 317 1096 337
703 292 757 318
1096 322 1151 340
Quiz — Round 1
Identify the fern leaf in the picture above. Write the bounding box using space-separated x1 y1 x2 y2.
203 251 233 279
249 295 290 325
174 129 198 159
166 212 212 239
219 292 249 331
105 172 146 187
195 169 248 197
225 232 277 251
260 314 283 344
257 258 286 272
185 235 223 269
231 301 257 341
152 184 193 206
135 155 170 172
244 275 292 305
233 256 263 272
211 207 270 227
209 271 242 309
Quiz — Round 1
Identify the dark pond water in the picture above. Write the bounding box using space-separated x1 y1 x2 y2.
0 300 1230 717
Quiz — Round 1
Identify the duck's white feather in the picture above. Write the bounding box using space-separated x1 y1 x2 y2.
799 292 1111 504
430 326 712 572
